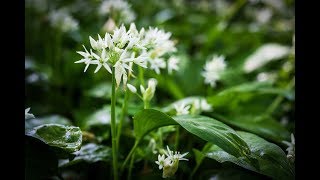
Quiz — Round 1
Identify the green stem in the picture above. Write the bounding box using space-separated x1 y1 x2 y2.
190 162 201 179
111 67 118 180
158 128 163 148
121 140 139 172
266 77 295 115
138 66 145 86
144 100 149 109
127 151 136 180
174 126 180 151
116 89 129 152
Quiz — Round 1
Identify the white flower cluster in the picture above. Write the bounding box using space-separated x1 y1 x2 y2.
155 146 188 178
202 55 227 88
99 0 136 24
76 23 179 87
256 72 277 82
127 78 158 103
75 23 149 87
48 9 79 32
282 133 295 163
171 98 212 115
25 107 35 120
142 27 178 74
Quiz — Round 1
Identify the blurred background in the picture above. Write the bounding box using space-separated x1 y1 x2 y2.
25 0 294 178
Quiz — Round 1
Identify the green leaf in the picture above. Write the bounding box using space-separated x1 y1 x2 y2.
207 82 285 109
59 143 111 167
25 115 72 130
211 114 290 143
205 131 294 180
133 109 250 158
26 124 82 153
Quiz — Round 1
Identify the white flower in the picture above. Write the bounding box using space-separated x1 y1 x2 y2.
25 107 35 120
193 99 212 112
91 49 112 73
48 8 78 32
76 23 151 87
256 72 277 82
167 56 180 74
282 133 295 162
75 46 97 72
155 154 166 170
126 83 137 93
99 0 136 23
243 43 290 73
174 102 191 115
149 58 166 74
155 146 188 178
202 55 227 87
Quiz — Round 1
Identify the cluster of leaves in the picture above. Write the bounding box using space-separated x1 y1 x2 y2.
25 0 294 179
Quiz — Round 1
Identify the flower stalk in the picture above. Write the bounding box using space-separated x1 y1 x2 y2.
111 67 118 180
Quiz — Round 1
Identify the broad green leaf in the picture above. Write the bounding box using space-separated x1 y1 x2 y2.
26 136 58 180
211 114 290 143
26 124 82 153
133 109 250 158
205 168 265 180
207 82 285 109
205 131 294 180
25 115 71 130
59 143 111 167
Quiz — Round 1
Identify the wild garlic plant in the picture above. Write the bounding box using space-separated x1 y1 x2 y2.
75 22 179 179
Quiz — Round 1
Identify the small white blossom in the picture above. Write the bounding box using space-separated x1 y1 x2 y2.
155 146 188 178
48 9 78 32
282 133 295 162
174 102 190 115
126 83 137 93
149 58 166 74
256 72 277 82
167 56 180 74
25 107 35 120
202 55 227 87
193 99 212 112
99 0 136 24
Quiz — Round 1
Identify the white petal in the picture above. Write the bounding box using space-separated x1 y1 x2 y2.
140 85 145 94
103 63 112 73
127 83 137 93
84 62 91 72
94 64 102 73
75 59 86 63
89 36 97 49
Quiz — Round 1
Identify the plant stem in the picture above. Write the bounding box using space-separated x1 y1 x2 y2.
111 67 118 180
174 126 180 151
121 140 139 172
190 162 200 179
116 89 129 152
127 151 136 180
144 100 149 109
266 77 295 115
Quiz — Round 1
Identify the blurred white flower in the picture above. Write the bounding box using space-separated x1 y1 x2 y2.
256 72 277 82
174 102 190 115
202 55 227 87
243 43 290 73
48 9 78 32
256 8 272 24
155 146 188 178
167 56 180 74
193 99 212 112
149 58 166 74
25 107 35 120
99 0 136 24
